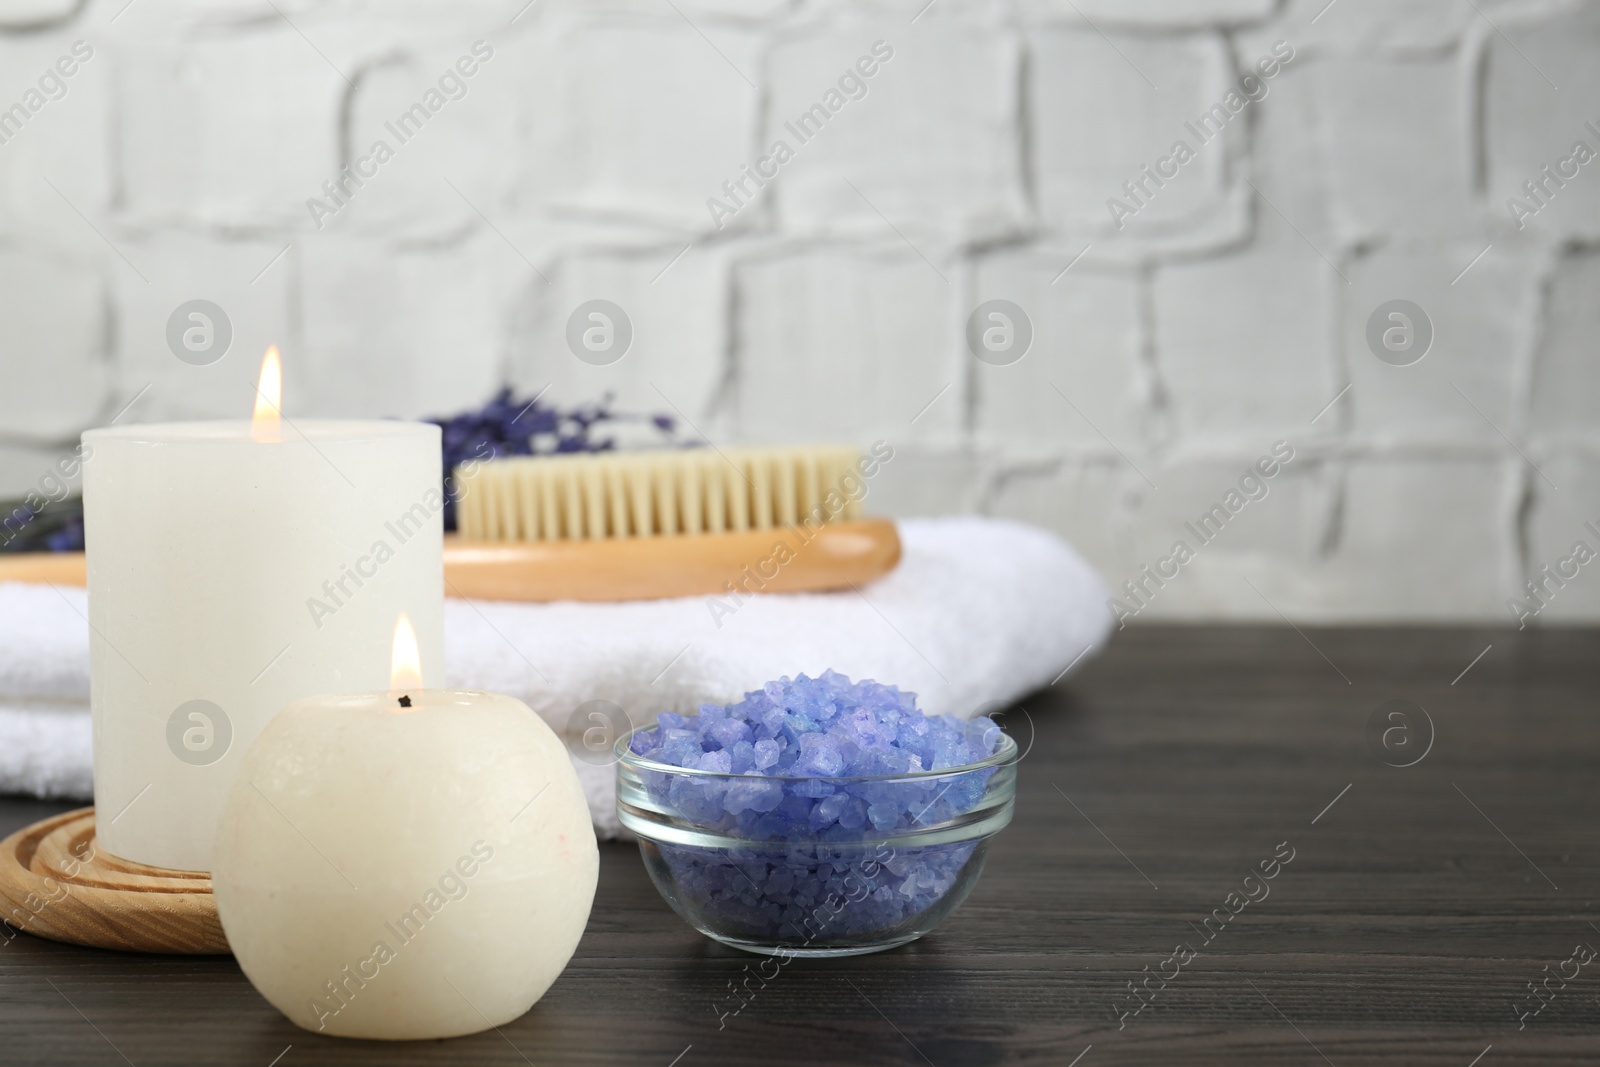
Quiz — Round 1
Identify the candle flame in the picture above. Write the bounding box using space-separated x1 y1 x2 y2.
390 612 424 694
251 346 283 443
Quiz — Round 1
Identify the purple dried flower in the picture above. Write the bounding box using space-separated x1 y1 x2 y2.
427 388 690 530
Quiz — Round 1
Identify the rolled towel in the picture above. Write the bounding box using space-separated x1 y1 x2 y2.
0 701 92 800
0 583 95 801
0 581 91 702
0 517 1111 837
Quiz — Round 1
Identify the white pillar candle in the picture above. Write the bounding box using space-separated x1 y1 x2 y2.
212 676 598 1040
82 358 445 872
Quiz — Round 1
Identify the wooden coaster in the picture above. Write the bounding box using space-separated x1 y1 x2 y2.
0 807 228 954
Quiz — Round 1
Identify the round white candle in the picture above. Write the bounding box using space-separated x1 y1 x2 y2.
82 419 445 871
211 689 598 1040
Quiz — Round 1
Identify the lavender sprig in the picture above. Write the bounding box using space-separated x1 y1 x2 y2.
429 388 690 530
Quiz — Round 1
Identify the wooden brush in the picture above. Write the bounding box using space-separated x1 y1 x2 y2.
447 444 900 601
0 445 902 602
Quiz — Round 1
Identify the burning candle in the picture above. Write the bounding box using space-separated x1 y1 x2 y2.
82 348 446 872
212 615 598 1040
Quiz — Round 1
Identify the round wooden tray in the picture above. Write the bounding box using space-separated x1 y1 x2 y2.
0 807 228 954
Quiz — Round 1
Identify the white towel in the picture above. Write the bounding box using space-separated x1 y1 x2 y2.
0 517 1110 838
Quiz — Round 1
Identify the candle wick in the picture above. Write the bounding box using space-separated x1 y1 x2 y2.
398 695 412 708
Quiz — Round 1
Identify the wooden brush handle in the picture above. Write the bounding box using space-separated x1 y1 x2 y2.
0 519 901 603
0 552 88 586
444 518 901 602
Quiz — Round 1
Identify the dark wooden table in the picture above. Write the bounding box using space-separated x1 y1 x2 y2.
3 626 1598 1066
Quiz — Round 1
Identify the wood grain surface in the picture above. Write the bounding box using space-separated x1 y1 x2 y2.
1 626 1597 1065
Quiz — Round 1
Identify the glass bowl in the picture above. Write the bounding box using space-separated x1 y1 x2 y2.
615 725 1017 957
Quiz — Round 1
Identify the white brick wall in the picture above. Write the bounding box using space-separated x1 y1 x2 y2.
2 0 1597 624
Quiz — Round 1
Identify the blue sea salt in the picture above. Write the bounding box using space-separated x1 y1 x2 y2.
630 671 1002 944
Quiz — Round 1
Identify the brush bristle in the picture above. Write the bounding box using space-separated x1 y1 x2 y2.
455 446 866 541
